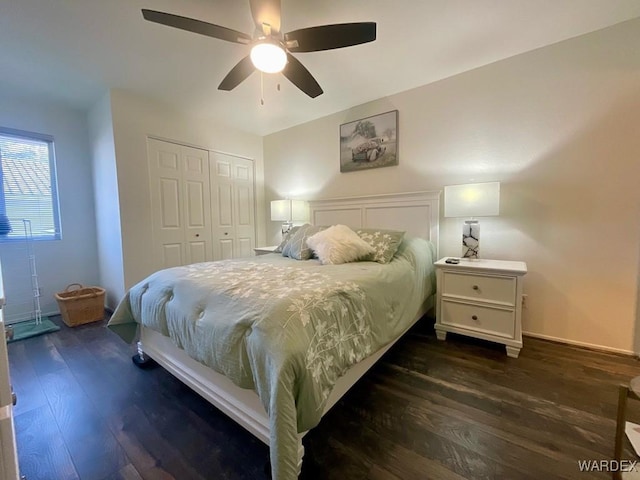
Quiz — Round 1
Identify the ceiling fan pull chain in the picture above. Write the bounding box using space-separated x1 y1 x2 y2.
260 72 265 106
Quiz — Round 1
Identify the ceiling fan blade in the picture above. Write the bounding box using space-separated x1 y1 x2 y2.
142 9 252 44
282 53 323 98
218 56 256 91
285 22 376 52
249 0 281 35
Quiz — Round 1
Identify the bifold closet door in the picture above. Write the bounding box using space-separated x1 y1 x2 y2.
210 153 256 260
148 138 212 269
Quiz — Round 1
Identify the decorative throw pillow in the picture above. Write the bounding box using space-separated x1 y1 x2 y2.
274 225 301 253
282 224 326 260
356 228 406 264
306 224 374 265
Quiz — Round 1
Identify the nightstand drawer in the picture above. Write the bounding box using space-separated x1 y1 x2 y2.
442 271 516 305
440 301 515 339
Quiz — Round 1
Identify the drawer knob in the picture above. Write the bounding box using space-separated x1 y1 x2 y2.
471 315 478 320
472 285 479 290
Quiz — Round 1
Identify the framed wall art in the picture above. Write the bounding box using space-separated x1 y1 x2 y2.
339 110 398 173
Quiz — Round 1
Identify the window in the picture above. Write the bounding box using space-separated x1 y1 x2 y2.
0 127 61 240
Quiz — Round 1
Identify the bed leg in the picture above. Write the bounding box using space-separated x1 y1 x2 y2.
296 437 305 476
132 341 155 369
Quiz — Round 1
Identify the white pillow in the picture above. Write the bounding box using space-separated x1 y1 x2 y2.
306 224 374 265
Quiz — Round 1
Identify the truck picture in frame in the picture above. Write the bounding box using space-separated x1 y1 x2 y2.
340 110 398 173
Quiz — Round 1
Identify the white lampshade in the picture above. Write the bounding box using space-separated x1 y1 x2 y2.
270 199 309 222
250 42 287 73
270 199 290 221
290 200 309 222
444 182 500 218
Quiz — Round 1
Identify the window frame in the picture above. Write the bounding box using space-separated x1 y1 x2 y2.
0 126 62 242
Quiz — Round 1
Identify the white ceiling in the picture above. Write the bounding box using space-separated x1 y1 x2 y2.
2 0 640 136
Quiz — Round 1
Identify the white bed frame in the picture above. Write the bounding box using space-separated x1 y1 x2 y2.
137 191 441 475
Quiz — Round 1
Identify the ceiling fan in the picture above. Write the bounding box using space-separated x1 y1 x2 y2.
141 0 376 98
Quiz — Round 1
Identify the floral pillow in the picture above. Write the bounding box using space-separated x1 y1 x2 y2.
307 225 374 265
282 224 326 260
356 228 406 264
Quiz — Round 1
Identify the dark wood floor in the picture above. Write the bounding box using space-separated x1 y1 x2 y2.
7 314 640 480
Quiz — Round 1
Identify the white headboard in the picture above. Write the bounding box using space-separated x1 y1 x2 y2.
308 191 441 256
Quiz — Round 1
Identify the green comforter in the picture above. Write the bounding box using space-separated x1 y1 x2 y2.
108 237 436 479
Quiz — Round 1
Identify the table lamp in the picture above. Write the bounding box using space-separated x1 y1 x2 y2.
270 199 309 235
444 182 500 259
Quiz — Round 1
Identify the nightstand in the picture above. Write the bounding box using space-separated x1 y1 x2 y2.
254 246 279 256
434 258 527 358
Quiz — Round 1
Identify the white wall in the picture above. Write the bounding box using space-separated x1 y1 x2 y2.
0 93 99 321
264 19 640 353
88 93 125 308
107 90 265 297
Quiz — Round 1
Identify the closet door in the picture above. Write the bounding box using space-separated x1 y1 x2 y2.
211 153 256 260
148 138 212 269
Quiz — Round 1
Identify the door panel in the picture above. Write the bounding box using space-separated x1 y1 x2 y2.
162 243 183 268
158 150 179 170
236 185 251 226
219 239 234 260
235 163 250 180
217 184 233 227
184 153 205 173
216 160 231 177
160 178 181 228
185 181 205 227
187 241 207 264
238 237 252 258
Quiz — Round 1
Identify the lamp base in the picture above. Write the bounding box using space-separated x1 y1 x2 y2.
462 220 480 259
281 222 293 235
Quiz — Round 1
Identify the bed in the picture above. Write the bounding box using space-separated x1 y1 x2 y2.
107 191 440 479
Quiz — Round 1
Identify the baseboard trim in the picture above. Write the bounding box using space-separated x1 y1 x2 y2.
523 330 635 357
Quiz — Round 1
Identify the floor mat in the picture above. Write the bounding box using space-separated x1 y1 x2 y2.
6 317 60 343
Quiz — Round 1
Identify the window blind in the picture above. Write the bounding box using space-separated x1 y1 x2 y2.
0 128 61 240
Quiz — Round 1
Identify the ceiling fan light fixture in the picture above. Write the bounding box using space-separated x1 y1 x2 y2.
250 40 287 73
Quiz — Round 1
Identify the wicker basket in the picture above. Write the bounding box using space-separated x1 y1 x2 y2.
55 283 105 327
